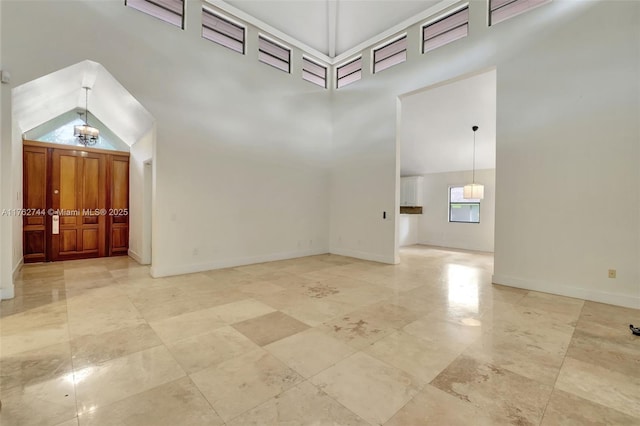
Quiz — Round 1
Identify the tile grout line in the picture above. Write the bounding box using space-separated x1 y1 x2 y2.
536 300 586 426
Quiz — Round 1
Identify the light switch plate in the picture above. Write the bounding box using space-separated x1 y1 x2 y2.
1 70 10 84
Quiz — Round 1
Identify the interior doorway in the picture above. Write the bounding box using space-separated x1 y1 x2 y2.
22 140 130 262
396 68 497 256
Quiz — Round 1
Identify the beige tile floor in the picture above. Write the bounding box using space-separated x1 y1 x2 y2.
1 245 639 425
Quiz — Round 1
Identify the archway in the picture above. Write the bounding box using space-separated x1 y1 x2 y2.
0 60 155 299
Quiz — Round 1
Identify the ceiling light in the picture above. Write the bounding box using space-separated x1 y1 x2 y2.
74 86 99 146
463 125 484 199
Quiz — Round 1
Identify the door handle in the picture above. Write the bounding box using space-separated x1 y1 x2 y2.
53 189 59 194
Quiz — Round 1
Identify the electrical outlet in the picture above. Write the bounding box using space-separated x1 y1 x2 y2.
608 269 616 279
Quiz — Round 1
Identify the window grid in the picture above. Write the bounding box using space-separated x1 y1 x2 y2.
422 6 469 54
302 57 328 88
202 8 245 54
125 0 184 29
336 56 363 89
258 35 291 74
373 35 408 74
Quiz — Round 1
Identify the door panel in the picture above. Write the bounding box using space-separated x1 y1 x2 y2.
60 229 77 252
51 149 106 261
58 154 78 227
83 229 99 250
109 155 129 255
23 146 48 262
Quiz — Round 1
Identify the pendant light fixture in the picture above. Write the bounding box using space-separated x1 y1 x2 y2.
74 86 99 146
463 125 484 199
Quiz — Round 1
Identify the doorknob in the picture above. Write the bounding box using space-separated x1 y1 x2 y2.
53 189 59 194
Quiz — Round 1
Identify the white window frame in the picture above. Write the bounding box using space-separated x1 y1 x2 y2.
421 4 469 54
449 186 481 224
335 55 363 89
125 0 185 29
489 0 551 26
371 33 408 74
201 7 246 54
258 34 292 74
302 56 328 88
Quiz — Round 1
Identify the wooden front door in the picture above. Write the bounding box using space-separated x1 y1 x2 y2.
109 154 130 256
22 145 48 263
22 141 129 263
51 148 107 261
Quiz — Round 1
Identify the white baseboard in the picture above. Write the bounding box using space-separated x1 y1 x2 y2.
128 249 143 264
13 257 23 279
1 257 23 299
492 273 640 309
329 247 397 264
418 239 494 253
0 284 15 300
150 248 329 278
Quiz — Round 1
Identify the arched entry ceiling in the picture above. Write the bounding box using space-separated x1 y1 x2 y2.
219 0 449 58
12 60 154 146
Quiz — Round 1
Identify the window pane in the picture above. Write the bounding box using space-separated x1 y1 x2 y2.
450 204 480 223
374 50 407 73
450 186 480 203
202 9 245 54
337 57 362 88
490 0 550 25
337 69 361 88
337 57 362 79
259 37 289 62
303 58 326 78
126 0 184 28
258 36 291 73
423 7 469 53
373 36 407 73
374 36 407 63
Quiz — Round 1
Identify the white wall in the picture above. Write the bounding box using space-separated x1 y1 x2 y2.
417 169 495 252
331 0 640 308
0 0 10 299
129 128 153 264
0 0 331 283
399 214 419 247
10 119 22 276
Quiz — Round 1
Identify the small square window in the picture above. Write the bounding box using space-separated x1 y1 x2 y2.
449 186 480 223
336 56 362 88
125 0 184 29
489 0 551 26
373 35 407 74
422 6 469 54
202 8 245 54
303 57 327 88
258 35 291 73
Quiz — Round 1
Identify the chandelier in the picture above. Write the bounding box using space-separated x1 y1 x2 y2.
74 86 99 146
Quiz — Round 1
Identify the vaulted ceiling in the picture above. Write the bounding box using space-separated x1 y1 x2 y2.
220 0 447 58
400 69 497 176
13 60 154 146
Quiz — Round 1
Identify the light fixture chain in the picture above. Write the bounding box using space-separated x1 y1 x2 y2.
472 128 476 184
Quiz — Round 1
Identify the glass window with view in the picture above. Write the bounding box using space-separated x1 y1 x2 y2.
449 186 480 223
